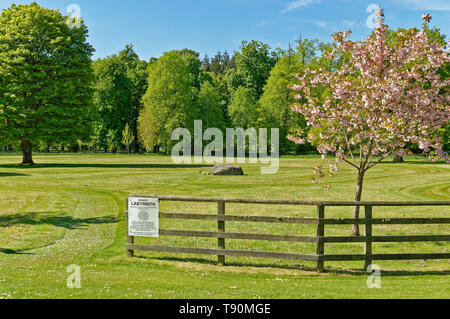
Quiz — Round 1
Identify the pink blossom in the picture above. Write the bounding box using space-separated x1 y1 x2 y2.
422 13 432 23
290 8 449 183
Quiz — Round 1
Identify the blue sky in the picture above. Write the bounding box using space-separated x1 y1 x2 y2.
1 0 449 61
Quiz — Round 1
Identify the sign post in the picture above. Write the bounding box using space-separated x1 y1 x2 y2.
128 197 159 238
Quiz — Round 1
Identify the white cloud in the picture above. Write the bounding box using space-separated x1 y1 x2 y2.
394 0 450 11
282 0 322 13
343 20 356 27
309 19 337 31
314 20 328 29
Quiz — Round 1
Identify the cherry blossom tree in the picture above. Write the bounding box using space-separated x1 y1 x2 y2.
289 10 449 236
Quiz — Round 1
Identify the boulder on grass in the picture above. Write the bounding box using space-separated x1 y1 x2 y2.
210 164 244 176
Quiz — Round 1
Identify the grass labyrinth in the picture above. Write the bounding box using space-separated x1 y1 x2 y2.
0 154 448 298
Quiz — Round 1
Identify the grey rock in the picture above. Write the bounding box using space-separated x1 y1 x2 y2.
210 164 244 176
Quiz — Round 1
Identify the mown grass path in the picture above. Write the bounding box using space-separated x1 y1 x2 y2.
0 154 448 298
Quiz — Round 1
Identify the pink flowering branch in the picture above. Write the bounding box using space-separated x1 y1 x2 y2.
289 9 450 236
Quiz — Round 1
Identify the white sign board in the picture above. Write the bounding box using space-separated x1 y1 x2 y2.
128 197 159 237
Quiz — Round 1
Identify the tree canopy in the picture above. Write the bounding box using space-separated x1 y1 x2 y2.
92 45 148 152
0 2 95 164
140 50 199 152
290 10 449 235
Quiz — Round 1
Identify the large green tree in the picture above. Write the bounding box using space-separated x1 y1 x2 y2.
259 39 334 154
140 50 199 152
201 50 238 128
227 40 278 101
209 51 235 75
0 3 95 164
92 45 148 152
228 86 259 129
198 81 226 130
259 52 306 153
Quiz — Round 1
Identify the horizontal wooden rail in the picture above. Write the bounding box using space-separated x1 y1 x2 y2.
160 229 319 243
322 218 450 225
132 195 450 207
160 212 318 224
320 202 450 207
160 230 450 243
321 253 450 261
322 235 450 243
160 213 450 225
126 244 319 261
126 245 450 262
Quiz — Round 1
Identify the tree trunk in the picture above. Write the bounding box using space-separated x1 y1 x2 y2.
134 136 140 153
393 155 404 163
21 140 34 165
352 170 365 236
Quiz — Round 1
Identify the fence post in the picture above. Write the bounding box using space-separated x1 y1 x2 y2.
316 205 325 273
364 205 373 270
218 201 226 266
125 199 135 258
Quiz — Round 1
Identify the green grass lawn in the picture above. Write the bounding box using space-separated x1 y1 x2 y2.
0 153 448 299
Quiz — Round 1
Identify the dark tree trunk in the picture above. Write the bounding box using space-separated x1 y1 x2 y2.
352 170 365 236
393 155 404 163
134 136 140 153
21 140 34 165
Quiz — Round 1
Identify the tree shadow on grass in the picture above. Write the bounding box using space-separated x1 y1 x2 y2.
0 163 213 170
368 269 450 277
144 255 450 276
0 248 33 255
375 159 448 165
306 267 450 277
0 213 117 230
402 160 448 165
0 172 28 177
143 255 325 272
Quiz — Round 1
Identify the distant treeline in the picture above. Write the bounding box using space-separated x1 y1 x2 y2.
88 39 329 156
4 37 332 155
5 40 448 156
1 3 448 160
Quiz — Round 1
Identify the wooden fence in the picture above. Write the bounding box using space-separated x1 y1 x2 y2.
125 195 450 272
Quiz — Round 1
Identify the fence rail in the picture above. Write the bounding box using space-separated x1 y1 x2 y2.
126 195 450 272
